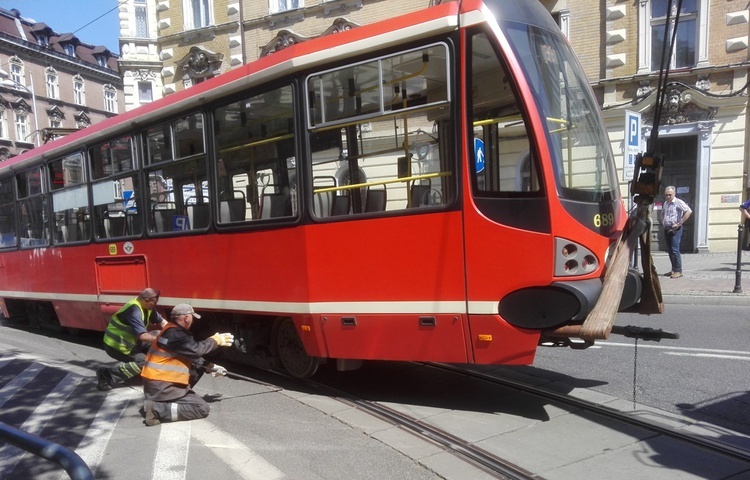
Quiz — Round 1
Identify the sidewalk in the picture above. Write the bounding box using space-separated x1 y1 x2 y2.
647 250 750 305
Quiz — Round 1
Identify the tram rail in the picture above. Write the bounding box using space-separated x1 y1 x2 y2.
425 363 750 465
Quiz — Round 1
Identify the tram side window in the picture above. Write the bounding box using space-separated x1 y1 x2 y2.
469 32 540 195
49 153 90 244
90 136 144 239
307 43 452 218
16 166 49 248
214 85 296 223
144 112 210 233
0 177 16 248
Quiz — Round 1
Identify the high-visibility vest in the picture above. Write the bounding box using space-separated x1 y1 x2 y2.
141 323 191 386
103 298 152 354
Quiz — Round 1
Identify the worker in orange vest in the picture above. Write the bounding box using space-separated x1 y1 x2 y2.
140 303 234 426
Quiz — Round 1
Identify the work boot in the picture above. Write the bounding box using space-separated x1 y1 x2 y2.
671 272 683 278
144 400 160 426
96 367 112 391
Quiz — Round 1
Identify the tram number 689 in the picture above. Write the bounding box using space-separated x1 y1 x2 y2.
593 213 615 228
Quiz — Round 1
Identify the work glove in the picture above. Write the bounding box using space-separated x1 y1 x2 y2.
210 332 234 347
207 363 228 377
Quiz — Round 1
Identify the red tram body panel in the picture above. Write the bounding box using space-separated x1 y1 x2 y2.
0 0 638 376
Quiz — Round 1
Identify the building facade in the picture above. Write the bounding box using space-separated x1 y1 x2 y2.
119 0 750 253
544 0 749 253
0 8 124 159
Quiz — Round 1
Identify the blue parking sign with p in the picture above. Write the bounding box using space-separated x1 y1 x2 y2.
627 112 640 148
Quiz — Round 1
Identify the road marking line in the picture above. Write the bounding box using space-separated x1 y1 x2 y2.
0 363 44 407
154 421 191 480
663 352 750 361
76 388 140 476
601 341 750 356
0 373 81 475
191 419 286 480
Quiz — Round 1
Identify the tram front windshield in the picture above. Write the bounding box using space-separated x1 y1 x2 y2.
503 22 618 203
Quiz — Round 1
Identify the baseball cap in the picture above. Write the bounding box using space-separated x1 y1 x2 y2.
171 303 201 319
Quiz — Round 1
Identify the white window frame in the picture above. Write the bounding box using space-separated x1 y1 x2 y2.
0 109 7 139
184 0 214 30
9 60 23 86
46 68 59 99
73 76 85 105
638 0 708 74
270 0 303 15
138 81 153 105
103 86 118 114
134 0 149 38
15 111 29 143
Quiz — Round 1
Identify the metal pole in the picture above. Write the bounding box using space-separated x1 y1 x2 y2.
733 223 743 293
28 72 39 147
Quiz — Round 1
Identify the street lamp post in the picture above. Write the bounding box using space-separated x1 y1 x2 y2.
0 71 39 147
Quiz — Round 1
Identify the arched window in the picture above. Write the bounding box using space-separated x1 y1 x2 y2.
73 75 85 105
103 85 118 114
45 67 59 99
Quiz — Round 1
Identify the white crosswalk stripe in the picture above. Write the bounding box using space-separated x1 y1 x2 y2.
0 372 81 474
76 387 141 478
0 354 286 480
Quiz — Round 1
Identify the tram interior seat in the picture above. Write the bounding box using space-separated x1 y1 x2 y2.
409 180 431 208
364 186 387 213
126 212 142 235
260 190 291 219
188 203 210 229
313 190 334 218
219 199 245 223
313 176 337 218
153 208 176 232
104 214 126 237
332 194 351 216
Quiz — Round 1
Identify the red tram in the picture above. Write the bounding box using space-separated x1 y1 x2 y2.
0 0 643 377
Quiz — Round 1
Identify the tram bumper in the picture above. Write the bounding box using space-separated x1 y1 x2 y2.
498 268 643 330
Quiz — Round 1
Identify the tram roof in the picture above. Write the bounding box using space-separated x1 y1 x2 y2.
0 0 559 174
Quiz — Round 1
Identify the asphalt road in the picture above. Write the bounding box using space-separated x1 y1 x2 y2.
490 304 750 436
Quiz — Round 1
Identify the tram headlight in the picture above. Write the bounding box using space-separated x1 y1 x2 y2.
554 238 598 276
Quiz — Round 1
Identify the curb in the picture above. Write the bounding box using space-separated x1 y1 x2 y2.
661 293 750 306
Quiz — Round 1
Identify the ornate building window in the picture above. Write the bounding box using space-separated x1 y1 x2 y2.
270 0 303 14
103 85 118 114
135 0 149 38
14 109 30 143
45 67 59 100
75 112 91 129
9 57 23 86
184 0 213 30
0 107 7 139
638 0 708 73
73 75 85 105
47 105 64 129
138 82 153 104
176 47 223 87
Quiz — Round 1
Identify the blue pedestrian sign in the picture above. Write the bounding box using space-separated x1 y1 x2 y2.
474 138 485 174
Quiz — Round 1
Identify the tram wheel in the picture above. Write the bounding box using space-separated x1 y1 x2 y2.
276 318 319 378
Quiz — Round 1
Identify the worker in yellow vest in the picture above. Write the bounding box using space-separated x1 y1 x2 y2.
141 303 234 426
96 288 167 391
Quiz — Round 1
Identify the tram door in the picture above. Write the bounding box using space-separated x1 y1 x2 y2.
652 136 697 253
